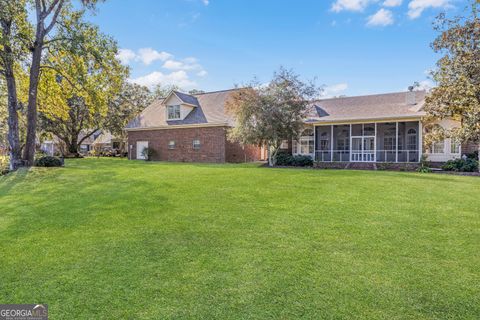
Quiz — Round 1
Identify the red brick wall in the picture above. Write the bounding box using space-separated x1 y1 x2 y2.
128 126 265 163
128 126 227 163
225 139 263 163
462 140 479 155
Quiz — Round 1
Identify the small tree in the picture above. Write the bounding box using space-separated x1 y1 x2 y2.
424 2 480 171
226 68 321 166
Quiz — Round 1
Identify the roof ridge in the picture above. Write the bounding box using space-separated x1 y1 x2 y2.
316 90 427 103
192 87 246 96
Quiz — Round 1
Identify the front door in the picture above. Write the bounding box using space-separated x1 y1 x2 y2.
136 141 148 160
351 137 375 162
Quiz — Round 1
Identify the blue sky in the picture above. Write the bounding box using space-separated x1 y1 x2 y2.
88 0 468 96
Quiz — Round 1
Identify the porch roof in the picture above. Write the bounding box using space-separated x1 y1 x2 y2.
305 91 426 124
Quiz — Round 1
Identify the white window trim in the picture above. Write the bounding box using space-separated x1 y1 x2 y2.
168 140 176 150
167 105 181 120
193 139 201 149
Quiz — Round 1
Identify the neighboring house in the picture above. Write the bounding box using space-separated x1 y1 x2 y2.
92 131 126 154
126 89 477 165
125 89 266 162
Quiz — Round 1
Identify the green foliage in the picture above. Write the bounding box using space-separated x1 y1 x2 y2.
226 67 321 166
417 154 432 173
34 156 63 167
276 152 313 167
424 3 480 162
442 158 479 172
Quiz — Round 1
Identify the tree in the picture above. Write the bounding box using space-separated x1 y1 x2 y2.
226 68 321 166
22 0 101 165
424 2 480 171
151 84 180 100
0 0 30 170
103 82 153 151
188 89 205 95
37 16 127 157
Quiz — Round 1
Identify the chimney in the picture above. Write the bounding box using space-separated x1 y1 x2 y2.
406 87 416 105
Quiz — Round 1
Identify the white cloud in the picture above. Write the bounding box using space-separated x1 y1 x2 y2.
407 0 450 19
331 0 377 12
202 0 209 5
116 49 136 65
136 48 172 65
162 57 207 77
383 0 402 6
407 80 434 91
367 8 394 26
323 83 349 98
130 70 197 89
116 48 173 66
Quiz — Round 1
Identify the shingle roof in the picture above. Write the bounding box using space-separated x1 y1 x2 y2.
305 91 426 123
126 89 238 129
173 91 199 106
126 89 428 130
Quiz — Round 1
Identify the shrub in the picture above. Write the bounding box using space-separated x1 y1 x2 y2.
466 151 479 160
275 152 295 166
34 156 63 167
417 155 432 173
292 155 313 167
275 152 313 167
442 158 478 172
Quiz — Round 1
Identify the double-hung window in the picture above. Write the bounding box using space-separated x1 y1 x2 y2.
193 139 201 150
167 105 181 120
168 140 176 149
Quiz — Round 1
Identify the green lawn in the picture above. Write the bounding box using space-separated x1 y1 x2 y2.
0 159 479 319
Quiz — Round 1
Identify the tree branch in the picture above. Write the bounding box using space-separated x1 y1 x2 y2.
78 128 98 145
44 0 64 35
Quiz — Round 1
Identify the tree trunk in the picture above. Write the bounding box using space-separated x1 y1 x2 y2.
1 21 22 170
5 62 21 170
66 138 80 158
23 40 44 166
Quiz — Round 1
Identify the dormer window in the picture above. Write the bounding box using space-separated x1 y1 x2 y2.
167 105 181 120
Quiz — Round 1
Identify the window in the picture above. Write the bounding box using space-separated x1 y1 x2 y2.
294 129 314 155
168 140 175 149
193 139 201 149
432 140 445 154
451 140 460 154
319 132 329 151
167 105 181 120
407 129 417 150
280 140 289 149
112 142 120 149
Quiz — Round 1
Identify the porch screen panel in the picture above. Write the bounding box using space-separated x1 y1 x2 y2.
376 123 396 162
402 121 419 162
397 122 406 162
315 126 332 162
333 125 350 161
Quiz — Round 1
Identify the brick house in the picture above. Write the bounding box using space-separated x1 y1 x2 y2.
126 89 266 163
126 88 478 165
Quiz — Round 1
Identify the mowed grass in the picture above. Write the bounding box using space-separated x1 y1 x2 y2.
0 158 479 319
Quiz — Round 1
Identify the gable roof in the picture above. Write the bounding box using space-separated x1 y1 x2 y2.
126 89 239 130
172 91 199 106
305 91 427 123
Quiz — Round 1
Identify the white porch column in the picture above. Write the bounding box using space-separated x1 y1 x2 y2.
374 122 377 162
330 125 334 162
349 124 352 162
395 122 399 163
313 125 316 161
418 121 423 162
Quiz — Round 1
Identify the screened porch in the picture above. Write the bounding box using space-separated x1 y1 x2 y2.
313 121 421 163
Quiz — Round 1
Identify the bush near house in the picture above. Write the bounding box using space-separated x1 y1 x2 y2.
275 152 313 167
34 156 63 167
442 158 479 172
